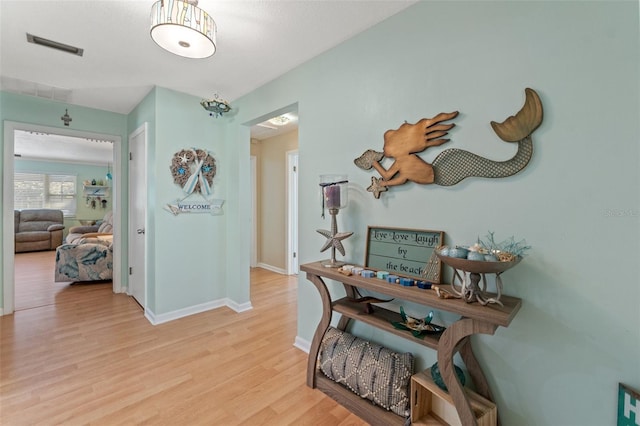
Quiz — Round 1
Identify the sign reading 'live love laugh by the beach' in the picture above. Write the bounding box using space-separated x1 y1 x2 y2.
365 226 444 282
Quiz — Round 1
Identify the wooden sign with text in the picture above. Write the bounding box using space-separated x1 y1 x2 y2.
365 226 444 282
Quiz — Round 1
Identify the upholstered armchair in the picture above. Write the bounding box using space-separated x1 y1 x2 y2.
54 238 113 282
65 211 113 244
14 209 65 253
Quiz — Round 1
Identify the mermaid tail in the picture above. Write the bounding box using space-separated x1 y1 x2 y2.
432 88 543 186
491 88 543 142
433 137 533 186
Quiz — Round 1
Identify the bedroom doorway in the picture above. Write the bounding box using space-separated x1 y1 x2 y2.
2 122 123 315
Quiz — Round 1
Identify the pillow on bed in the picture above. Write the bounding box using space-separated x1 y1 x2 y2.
318 326 414 417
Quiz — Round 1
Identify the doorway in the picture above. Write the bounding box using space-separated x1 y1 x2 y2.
248 108 299 275
2 121 123 315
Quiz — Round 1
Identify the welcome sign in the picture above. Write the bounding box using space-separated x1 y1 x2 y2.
164 199 224 216
365 226 444 281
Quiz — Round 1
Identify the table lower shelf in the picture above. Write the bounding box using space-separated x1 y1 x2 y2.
333 297 442 350
315 373 406 426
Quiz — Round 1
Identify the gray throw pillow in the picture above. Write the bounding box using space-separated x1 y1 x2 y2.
319 327 414 417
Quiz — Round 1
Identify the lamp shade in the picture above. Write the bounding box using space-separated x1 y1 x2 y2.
150 0 217 59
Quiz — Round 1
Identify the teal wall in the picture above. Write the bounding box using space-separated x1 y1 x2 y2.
152 87 228 314
127 87 229 315
227 2 639 425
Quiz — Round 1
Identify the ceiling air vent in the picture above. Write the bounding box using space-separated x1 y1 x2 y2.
26 33 84 56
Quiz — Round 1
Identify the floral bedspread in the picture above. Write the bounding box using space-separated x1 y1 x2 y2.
55 240 113 282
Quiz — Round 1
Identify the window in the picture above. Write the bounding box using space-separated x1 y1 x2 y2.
14 172 77 217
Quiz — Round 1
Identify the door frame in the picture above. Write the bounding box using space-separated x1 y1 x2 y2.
286 150 299 275
243 102 298 277
2 121 123 315
250 155 258 268
127 123 148 308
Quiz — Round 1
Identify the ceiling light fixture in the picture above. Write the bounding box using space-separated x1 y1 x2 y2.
268 115 291 126
150 0 217 59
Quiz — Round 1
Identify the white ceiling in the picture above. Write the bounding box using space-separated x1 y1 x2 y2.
14 130 114 166
2 0 416 160
0 0 416 115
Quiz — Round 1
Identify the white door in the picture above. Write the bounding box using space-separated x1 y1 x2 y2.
128 124 147 307
287 151 299 274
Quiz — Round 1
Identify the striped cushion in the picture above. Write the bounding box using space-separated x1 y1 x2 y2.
319 327 414 417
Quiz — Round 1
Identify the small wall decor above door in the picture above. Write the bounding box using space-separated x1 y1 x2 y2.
200 94 231 118
354 88 544 198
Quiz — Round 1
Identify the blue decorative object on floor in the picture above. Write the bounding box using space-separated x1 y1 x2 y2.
430 362 465 392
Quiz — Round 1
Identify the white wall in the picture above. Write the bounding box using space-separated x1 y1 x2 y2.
227 2 640 425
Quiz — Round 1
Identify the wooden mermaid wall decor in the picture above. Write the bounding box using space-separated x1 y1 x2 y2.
354 88 544 198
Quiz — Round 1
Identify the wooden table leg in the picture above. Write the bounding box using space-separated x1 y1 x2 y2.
306 273 333 388
459 338 494 404
437 318 497 426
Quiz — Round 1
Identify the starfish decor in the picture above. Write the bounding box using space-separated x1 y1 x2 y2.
366 176 388 199
316 228 353 256
316 206 353 267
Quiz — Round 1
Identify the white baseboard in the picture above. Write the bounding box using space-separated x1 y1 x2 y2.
0 308 4 316
294 336 311 353
145 297 253 325
226 299 253 313
257 262 287 275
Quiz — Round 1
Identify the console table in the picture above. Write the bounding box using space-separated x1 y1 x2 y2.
300 261 522 426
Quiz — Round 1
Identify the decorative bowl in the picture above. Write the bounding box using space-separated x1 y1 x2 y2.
435 247 521 274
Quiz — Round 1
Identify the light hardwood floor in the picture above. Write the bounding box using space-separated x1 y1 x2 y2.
13 250 101 311
1 251 367 425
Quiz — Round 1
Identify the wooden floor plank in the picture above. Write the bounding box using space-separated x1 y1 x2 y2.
1 252 369 425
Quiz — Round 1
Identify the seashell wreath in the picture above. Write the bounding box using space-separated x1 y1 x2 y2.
170 148 216 195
